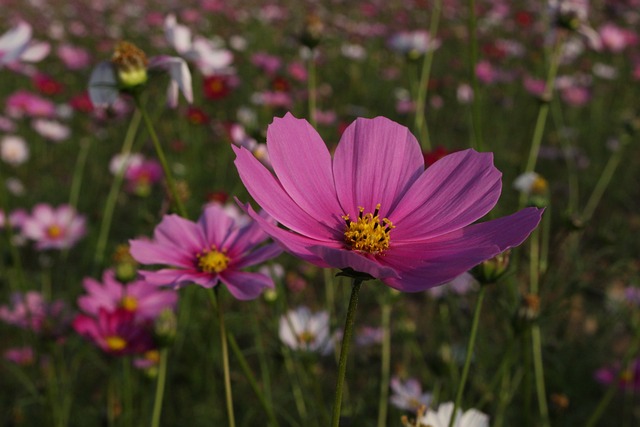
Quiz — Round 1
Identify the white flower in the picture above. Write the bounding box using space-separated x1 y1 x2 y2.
513 172 547 195
32 119 70 142
279 306 333 355
415 402 489 427
1 136 29 166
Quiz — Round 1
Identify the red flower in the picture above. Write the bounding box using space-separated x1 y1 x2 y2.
33 73 64 96
203 75 231 100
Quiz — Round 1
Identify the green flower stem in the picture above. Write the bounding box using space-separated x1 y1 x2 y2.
227 334 280 427
467 0 483 151
134 96 187 218
94 109 141 269
123 358 134 427
581 136 628 223
448 286 486 427
308 51 317 128
282 344 309 421
376 300 392 427
68 138 92 211
208 289 236 427
150 348 169 427
520 34 565 208
331 278 363 427
528 227 550 427
585 314 640 427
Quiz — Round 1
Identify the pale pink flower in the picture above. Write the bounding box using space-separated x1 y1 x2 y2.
390 377 432 411
32 119 71 142
1 135 29 166
0 22 50 69
57 44 92 70
22 204 87 250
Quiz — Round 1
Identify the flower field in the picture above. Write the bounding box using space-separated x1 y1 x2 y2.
1 1 639 426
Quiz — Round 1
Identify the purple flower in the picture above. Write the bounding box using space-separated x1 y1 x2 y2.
129 203 282 300
390 376 432 411
21 204 86 250
595 358 640 391
233 113 543 292
78 269 178 322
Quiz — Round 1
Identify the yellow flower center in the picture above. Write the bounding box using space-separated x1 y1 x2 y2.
105 335 127 351
47 225 62 239
531 176 548 194
297 330 316 345
343 204 394 254
197 247 230 274
144 350 160 364
121 295 138 312
112 41 148 88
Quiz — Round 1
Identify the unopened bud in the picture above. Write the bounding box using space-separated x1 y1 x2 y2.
112 41 148 89
519 293 540 321
154 309 177 347
471 251 511 285
299 14 324 49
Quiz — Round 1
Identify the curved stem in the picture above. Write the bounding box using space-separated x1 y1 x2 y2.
331 279 363 427
68 138 92 210
376 300 392 427
150 348 169 427
208 289 236 427
134 96 187 218
448 286 486 427
94 109 141 269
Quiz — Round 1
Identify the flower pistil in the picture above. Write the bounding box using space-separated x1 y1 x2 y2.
197 247 230 273
343 204 395 254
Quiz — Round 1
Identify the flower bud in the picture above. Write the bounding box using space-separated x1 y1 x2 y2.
299 14 324 49
111 41 148 90
471 250 511 285
154 308 177 347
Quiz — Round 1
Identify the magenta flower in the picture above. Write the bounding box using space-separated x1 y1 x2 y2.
129 203 282 300
22 204 86 250
233 113 543 291
78 269 178 322
73 308 154 356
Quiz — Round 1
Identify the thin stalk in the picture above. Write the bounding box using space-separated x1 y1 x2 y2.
413 0 442 151
376 301 392 427
93 109 141 269
520 34 565 207
123 358 134 427
208 289 236 427
467 0 483 150
282 344 309 422
150 348 169 427
448 286 486 427
308 50 317 128
134 96 187 218
581 137 628 223
331 279 363 427
68 138 92 210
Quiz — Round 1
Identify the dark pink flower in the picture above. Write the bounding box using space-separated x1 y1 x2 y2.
129 203 282 300
234 113 543 292
595 358 640 391
78 269 178 322
73 308 154 356
5 90 56 118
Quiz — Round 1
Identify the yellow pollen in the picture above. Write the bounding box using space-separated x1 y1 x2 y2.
343 204 395 254
105 335 127 351
121 295 138 312
47 225 63 239
197 247 230 274
297 330 316 344
112 41 148 71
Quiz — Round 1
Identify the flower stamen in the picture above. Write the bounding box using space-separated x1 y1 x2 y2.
343 204 394 254
197 247 230 274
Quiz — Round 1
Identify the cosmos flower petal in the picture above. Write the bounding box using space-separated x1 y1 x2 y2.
233 243 282 269
266 113 343 225
308 246 401 279
0 22 31 65
164 14 192 55
129 239 193 268
241 203 335 267
332 116 424 217
152 214 206 251
234 145 338 240
198 203 235 247
88 61 119 108
149 55 193 106
391 149 502 241
219 271 274 300
19 41 50 63
383 208 543 291
138 269 217 289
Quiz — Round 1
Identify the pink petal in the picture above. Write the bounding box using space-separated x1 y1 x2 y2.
219 270 274 300
129 239 194 268
390 149 502 242
152 214 206 251
234 146 339 240
383 208 543 291
266 113 343 227
198 204 235 248
308 245 401 279
233 243 282 269
332 117 424 218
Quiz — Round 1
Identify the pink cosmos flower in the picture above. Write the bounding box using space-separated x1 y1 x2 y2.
21 204 87 250
390 376 432 411
0 291 71 337
5 90 56 118
56 44 92 70
73 308 155 356
78 269 178 322
233 113 543 292
595 358 640 391
4 346 35 366
129 203 282 300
